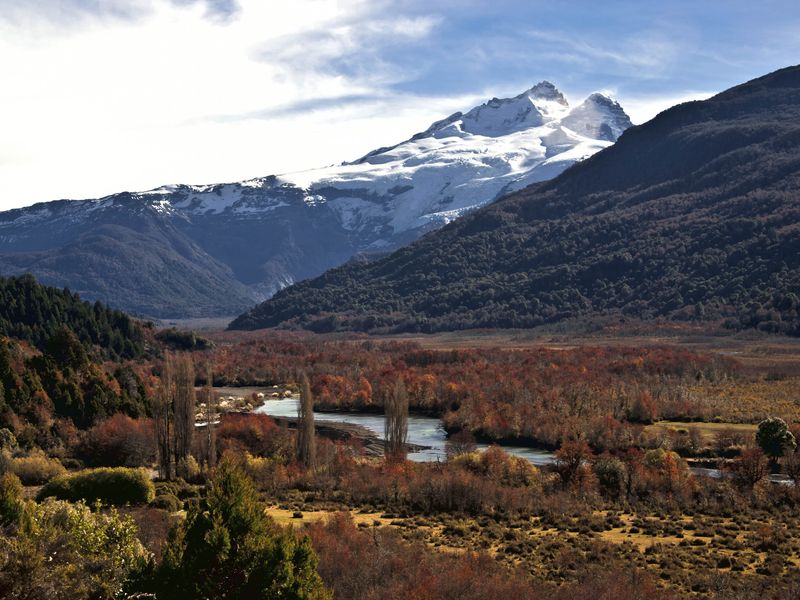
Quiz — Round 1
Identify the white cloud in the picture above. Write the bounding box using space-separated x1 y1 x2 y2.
0 0 736 210
0 0 450 209
525 28 681 76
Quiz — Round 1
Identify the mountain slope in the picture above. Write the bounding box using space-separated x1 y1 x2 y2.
0 83 630 318
0 273 147 358
229 65 800 336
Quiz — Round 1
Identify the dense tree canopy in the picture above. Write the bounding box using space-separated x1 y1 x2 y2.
0 274 147 359
0 335 149 434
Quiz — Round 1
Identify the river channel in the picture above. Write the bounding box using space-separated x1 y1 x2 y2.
255 398 557 466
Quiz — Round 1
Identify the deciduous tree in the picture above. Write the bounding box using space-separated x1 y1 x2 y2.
384 378 409 461
297 372 316 469
730 447 769 489
173 354 195 479
203 363 217 469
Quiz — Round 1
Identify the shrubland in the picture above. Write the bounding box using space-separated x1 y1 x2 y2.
0 296 798 598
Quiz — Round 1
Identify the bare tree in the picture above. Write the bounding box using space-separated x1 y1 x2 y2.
296 372 316 469
784 449 800 485
446 429 476 460
384 378 409 461
173 353 195 478
154 354 175 479
204 363 217 469
729 447 769 489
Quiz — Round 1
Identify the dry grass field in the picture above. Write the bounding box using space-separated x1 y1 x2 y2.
268 492 800 596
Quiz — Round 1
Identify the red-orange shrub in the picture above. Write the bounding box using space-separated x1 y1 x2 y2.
79 414 154 467
216 414 292 461
307 512 542 600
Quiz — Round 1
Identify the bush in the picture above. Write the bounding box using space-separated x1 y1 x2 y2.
176 455 201 482
239 453 290 494
155 478 199 500
593 456 627 499
78 414 155 467
0 428 17 451
0 498 148 599
150 493 182 512
0 472 23 526
216 414 291 460
59 457 84 470
37 467 155 505
10 451 67 485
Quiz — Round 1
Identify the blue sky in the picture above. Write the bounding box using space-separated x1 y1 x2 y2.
0 0 798 209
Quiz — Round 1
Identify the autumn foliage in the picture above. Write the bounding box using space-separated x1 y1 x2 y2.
206 332 738 450
78 414 155 467
306 513 673 600
216 413 293 461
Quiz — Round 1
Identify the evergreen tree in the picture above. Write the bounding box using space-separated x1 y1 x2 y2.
756 417 797 460
0 274 146 359
0 472 23 527
45 325 88 372
151 461 330 599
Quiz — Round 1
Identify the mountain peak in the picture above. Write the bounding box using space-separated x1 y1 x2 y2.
354 80 627 164
524 81 568 105
585 92 622 108
560 92 632 142
229 65 800 335
439 81 572 138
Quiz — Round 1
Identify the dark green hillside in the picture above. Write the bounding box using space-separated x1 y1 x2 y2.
230 65 800 335
0 275 151 433
0 274 147 358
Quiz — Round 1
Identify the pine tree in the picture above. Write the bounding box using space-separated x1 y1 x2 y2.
153 461 330 599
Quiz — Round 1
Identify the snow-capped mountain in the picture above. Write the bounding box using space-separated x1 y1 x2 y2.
0 82 631 318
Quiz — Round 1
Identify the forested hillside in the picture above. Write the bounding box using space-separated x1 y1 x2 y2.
0 274 151 439
0 274 147 359
230 65 800 335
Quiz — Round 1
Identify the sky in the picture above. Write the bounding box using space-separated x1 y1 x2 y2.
0 0 798 210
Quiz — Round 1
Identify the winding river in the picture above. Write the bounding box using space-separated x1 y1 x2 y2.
255 398 788 481
255 398 557 466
